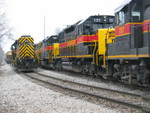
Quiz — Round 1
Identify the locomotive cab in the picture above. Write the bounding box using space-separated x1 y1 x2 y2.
110 0 143 55
113 0 150 55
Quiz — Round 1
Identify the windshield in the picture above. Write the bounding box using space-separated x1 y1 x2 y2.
92 24 113 30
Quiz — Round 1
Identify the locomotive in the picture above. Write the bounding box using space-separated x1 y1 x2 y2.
5 51 12 64
11 35 38 71
35 15 115 75
36 0 150 86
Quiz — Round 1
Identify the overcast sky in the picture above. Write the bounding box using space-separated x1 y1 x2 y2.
4 0 124 52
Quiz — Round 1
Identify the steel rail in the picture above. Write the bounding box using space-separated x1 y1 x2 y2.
23 72 150 112
36 72 142 97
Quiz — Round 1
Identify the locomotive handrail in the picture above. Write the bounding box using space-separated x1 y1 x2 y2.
96 48 99 66
131 22 150 27
35 52 40 65
93 40 97 65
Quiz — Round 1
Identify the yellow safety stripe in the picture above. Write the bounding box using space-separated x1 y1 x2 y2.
53 55 93 59
107 54 150 59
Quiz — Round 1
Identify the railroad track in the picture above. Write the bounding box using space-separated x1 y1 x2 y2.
22 72 150 112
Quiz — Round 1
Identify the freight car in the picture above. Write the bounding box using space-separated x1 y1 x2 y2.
11 35 38 71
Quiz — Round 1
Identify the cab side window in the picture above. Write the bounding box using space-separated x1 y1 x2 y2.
117 6 128 25
131 3 141 22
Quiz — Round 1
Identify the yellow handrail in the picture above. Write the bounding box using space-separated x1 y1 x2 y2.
35 52 40 65
93 40 97 64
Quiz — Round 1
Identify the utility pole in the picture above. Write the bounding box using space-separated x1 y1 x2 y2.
44 16 45 39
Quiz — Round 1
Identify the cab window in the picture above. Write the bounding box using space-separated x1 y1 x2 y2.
131 2 141 22
117 6 128 25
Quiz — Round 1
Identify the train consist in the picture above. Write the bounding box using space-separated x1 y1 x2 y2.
11 35 38 71
8 0 150 86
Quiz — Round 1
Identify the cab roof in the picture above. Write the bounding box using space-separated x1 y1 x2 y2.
115 0 132 13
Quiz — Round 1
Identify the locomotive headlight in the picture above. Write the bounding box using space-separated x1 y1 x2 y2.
25 40 28 43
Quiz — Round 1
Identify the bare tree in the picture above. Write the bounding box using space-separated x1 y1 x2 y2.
0 14 13 42
0 0 13 65
0 46 4 65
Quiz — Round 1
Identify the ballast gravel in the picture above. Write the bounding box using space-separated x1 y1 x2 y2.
0 64 121 113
